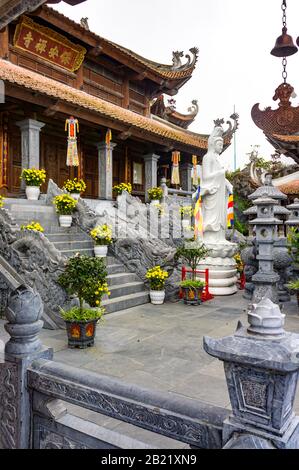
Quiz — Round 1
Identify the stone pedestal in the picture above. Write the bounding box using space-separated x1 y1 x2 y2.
204 298 299 449
16 119 45 171
97 141 116 200
198 242 238 295
143 154 160 202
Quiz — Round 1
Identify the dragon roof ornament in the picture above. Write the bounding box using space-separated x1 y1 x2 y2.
171 48 199 71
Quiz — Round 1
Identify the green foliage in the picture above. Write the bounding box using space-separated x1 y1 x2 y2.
175 245 209 280
225 169 241 183
287 227 299 264
60 306 104 322
287 280 299 291
180 279 205 288
234 217 249 236
58 254 108 313
254 157 272 170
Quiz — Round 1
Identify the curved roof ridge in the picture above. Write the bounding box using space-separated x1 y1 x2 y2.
43 5 198 79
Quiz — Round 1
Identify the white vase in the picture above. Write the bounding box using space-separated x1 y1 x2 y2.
94 245 108 258
25 186 40 201
59 215 72 228
70 193 80 200
150 199 160 205
150 290 165 305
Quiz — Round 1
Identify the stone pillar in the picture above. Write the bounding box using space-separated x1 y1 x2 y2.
204 298 299 449
16 119 45 171
0 286 52 449
179 163 193 192
143 153 160 202
97 142 117 200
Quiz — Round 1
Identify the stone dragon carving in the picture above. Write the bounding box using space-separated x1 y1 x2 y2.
0 206 68 329
0 363 18 449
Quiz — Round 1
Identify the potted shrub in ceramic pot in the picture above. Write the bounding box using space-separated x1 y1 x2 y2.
63 178 86 200
287 227 299 276
90 224 113 257
148 187 163 205
180 205 193 230
53 194 77 227
175 244 209 305
146 265 169 305
0 195 5 208
20 168 46 200
58 254 110 348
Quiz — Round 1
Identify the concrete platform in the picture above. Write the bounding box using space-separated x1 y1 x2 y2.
1 291 298 414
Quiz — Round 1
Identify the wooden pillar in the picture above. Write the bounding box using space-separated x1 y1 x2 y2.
0 26 9 59
0 112 8 194
75 65 84 90
123 78 129 109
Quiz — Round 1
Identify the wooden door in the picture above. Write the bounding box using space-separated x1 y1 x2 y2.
41 134 71 192
82 143 98 198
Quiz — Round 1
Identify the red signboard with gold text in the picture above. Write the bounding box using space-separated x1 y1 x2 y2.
14 16 86 72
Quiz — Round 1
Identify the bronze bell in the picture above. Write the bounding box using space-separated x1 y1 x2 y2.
271 27 298 57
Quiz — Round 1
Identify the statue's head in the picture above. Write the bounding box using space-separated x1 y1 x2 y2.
208 126 224 154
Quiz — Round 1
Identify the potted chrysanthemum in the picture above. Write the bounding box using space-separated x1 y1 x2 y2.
20 168 46 200
146 265 169 305
112 182 132 196
90 224 113 257
63 178 86 200
148 187 163 204
0 195 5 208
20 221 44 233
53 194 78 227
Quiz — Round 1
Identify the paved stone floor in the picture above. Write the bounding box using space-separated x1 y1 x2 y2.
1 292 299 413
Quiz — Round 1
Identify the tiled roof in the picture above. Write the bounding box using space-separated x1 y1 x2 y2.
272 134 299 142
42 6 198 80
0 59 210 151
278 180 299 195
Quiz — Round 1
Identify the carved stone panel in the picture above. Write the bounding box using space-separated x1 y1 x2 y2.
0 363 18 449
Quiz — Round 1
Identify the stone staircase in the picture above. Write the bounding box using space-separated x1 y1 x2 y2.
4 198 149 314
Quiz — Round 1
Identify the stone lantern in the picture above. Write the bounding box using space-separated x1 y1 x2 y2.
286 198 299 227
204 298 299 449
249 196 281 303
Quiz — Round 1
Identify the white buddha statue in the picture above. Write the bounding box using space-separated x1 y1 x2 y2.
200 126 233 245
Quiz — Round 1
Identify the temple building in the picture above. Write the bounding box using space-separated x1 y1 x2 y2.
0 1 237 201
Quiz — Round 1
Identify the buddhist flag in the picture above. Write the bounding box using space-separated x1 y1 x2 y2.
171 151 180 185
105 129 112 171
65 116 79 167
192 155 198 185
194 183 203 240
227 193 234 229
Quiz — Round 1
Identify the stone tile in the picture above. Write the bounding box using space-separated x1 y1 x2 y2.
170 373 230 408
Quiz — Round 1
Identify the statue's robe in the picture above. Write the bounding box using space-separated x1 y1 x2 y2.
201 151 227 244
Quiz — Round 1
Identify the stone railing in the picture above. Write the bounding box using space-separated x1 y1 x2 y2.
0 205 68 329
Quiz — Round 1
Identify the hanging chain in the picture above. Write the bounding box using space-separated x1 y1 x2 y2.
282 57 287 82
281 0 287 29
281 0 287 83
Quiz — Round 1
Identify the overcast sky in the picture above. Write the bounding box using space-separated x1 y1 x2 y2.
54 0 299 170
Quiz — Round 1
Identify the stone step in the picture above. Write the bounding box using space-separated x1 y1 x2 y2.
107 272 139 286
107 264 126 275
60 248 95 258
46 232 91 242
107 281 145 299
44 226 83 233
51 240 94 251
102 291 149 314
